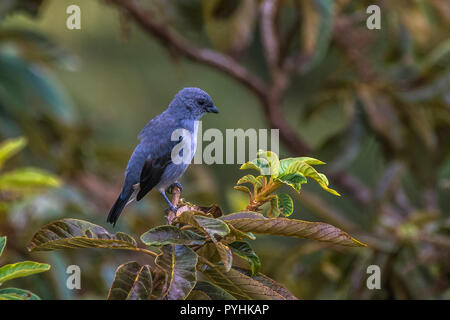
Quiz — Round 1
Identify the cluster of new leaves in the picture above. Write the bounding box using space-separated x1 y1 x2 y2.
235 150 339 217
0 236 50 300
27 152 365 300
0 137 61 212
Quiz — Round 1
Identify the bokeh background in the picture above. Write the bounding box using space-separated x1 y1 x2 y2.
0 0 449 299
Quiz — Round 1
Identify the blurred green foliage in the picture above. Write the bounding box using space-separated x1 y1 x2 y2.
0 0 449 299
0 136 56 300
0 136 61 211
0 235 50 300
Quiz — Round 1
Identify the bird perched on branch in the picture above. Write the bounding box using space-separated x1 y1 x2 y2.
107 87 218 226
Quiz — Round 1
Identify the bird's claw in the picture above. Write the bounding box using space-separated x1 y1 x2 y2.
167 182 183 194
165 205 178 214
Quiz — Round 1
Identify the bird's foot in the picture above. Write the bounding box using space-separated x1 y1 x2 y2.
167 182 183 194
165 204 178 214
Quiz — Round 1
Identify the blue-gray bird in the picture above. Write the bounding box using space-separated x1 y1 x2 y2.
107 87 218 226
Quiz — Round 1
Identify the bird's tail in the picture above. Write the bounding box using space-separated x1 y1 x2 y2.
107 190 132 226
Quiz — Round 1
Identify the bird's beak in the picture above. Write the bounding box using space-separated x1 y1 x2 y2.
207 105 219 114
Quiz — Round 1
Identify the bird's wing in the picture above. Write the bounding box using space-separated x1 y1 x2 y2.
136 151 173 201
136 132 184 201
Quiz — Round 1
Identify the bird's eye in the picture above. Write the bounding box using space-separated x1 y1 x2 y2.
197 99 205 106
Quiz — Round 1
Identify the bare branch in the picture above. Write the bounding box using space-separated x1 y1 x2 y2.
108 0 267 99
260 0 280 76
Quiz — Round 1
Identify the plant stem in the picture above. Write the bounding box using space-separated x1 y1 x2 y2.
246 180 282 211
133 247 159 258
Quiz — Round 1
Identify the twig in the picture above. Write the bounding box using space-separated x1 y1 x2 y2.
167 186 181 225
260 0 281 76
108 0 266 99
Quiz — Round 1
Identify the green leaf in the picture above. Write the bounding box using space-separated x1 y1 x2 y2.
107 262 152 300
256 175 266 186
282 160 316 176
201 266 289 300
277 193 294 217
155 245 198 300
176 211 230 240
276 172 306 193
0 288 40 300
0 261 50 285
318 172 329 186
233 185 252 196
229 241 261 275
226 217 366 247
0 51 76 124
188 281 236 300
236 174 262 187
140 225 206 246
256 150 280 177
279 157 325 175
0 137 27 169
0 29 75 67
0 236 5 257
283 161 340 196
0 167 61 191
240 158 270 175
27 219 138 252
278 172 307 184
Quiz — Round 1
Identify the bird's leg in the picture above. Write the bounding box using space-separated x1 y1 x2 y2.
167 181 183 194
160 191 178 213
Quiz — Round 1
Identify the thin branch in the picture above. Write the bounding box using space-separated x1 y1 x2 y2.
108 0 266 99
260 0 281 77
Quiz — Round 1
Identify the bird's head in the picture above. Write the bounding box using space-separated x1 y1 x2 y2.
169 87 219 119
